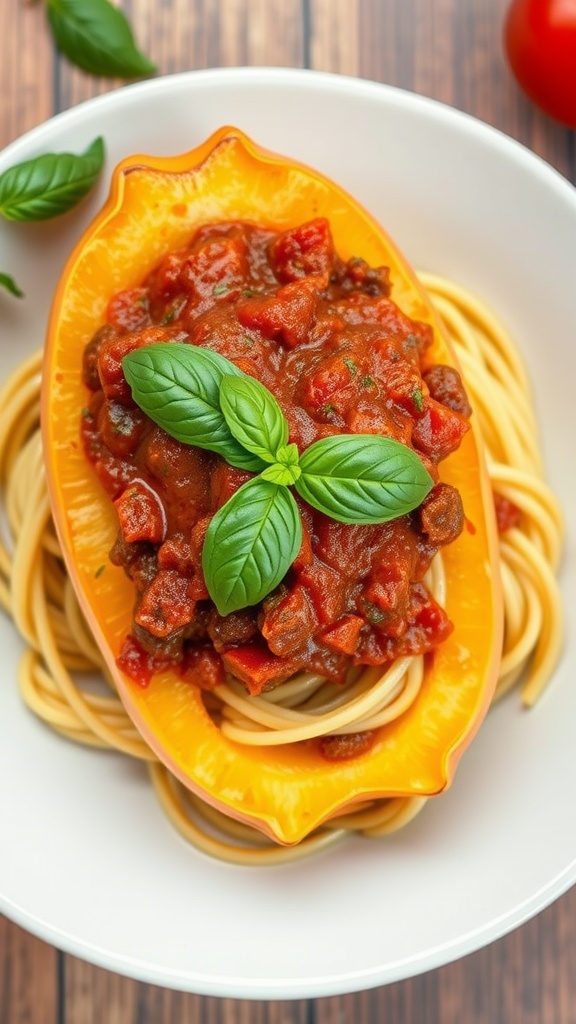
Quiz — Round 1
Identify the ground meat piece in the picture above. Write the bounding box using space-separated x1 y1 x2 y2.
132 620 187 661
319 731 375 761
330 256 391 297
207 608 258 651
82 325 120 390
417 482 464 547
423 364 472 417
109 534 158 590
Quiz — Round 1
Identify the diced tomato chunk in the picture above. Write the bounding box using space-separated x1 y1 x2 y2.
117 634 168 688
292 517 314 570
298 557 347 625
362 566 410 615
180 232 249 299
237 279 317 348
222 643 299 695
382 360 424 414
261 584 318 657
303 353 354 410
98 326 175 403
146 251 187 305
135 570 196 638
157 535 196 574
270 218 334 285
114 480 166 544
210 462 252 508
181 645 226 690
321 615 364 655
412 398 470 462
107 287 151 331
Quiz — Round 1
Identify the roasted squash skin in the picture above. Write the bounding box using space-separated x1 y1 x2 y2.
43 127 503 846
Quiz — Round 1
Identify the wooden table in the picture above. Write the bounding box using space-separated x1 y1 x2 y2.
1 1 575 1021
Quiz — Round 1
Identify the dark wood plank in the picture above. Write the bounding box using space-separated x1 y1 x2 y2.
0 0 55 147
63 957 310 1024
0 918 58 1024
315 885 576 1023
0 3 58 1023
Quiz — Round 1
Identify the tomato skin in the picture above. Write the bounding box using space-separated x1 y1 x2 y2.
504 0 576 128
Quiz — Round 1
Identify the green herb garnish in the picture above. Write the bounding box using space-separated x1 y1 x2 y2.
122 345 433 615
0 137 105 298
0 273 24 298
0 137 105 222
412 387 424 412
46 0 155 78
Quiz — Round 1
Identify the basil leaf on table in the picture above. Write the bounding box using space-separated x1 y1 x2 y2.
202 478 303 616
220 374 289 463
122 344 265 472
46 0 156 78
0 137 105 222
295 434 433 524
0 273 24 298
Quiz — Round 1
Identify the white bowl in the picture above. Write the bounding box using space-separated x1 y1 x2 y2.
1 67 575 999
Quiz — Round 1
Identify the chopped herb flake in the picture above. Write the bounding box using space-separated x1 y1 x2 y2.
412 388 424 412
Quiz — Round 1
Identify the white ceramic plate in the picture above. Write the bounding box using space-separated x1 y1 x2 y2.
0 68 575 1000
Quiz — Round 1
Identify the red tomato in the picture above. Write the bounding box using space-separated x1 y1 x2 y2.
504 0 576 128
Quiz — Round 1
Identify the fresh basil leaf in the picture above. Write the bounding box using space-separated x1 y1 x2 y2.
0 272 24 298
0 137 104 222
275 442 300 466
260 462 301 486
46 0 155 78
296 434 433 524
122 343 265 472
202 478 302 616
219 374 289 464
260 442 302 485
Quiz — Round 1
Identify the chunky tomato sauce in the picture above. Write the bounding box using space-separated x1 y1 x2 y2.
81 218 471 696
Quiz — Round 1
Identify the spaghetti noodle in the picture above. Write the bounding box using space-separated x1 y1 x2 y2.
0 277 564 864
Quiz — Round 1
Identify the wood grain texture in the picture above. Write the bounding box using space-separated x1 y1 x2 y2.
0 0 55 147
1 0 575 1021
0 917 58 1024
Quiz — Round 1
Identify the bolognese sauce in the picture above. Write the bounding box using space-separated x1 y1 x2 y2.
81 218 471 696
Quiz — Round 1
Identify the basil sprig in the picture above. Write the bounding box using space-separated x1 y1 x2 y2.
46 0 156 79
0 137 104 223
0 137 105 299
122 345 433 615
0 273 24 298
